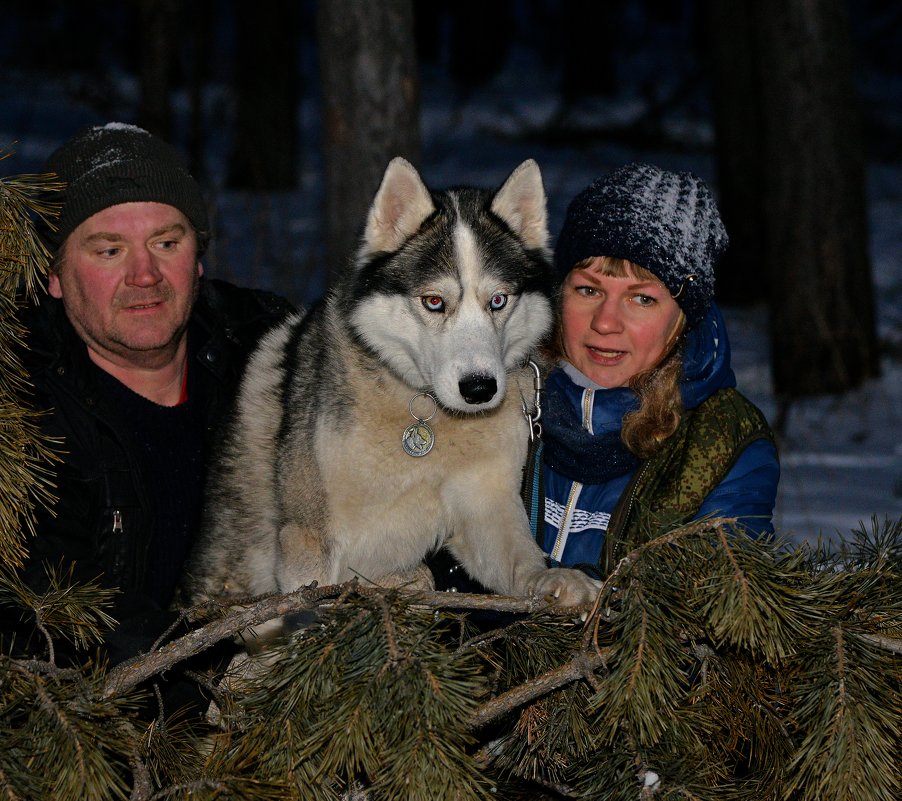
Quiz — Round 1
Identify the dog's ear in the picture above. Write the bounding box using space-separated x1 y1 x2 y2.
490 159 548 251
361 157 435 257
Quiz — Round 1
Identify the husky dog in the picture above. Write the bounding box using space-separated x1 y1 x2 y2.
184 158 599 608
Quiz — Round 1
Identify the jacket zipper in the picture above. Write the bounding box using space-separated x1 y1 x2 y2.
551 481 582 562
582 387 595 434
604 459 651 572
551 386 595 562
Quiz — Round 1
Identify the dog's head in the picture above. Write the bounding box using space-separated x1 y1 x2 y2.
345 158 554 414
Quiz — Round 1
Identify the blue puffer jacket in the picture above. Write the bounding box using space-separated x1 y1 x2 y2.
540 304 780 571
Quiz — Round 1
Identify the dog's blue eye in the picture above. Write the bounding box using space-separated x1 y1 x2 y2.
489 293 508 311
422 295 445 312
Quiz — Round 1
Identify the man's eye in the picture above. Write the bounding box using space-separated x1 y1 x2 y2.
155 239 178 251
98 247 121 258
422 295 445 312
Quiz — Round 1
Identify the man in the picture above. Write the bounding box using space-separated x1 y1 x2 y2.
13 123 293 695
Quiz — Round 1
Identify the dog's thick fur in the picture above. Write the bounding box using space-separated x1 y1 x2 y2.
184 158 599 607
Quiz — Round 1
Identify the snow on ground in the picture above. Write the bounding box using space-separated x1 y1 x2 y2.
2 34 900 549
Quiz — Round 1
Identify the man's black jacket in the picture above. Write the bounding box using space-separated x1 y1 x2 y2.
8 278 294 674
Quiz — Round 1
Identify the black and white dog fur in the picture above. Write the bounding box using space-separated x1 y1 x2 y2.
184 158 599 609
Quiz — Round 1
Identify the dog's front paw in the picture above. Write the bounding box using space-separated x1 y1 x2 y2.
531 567 601 607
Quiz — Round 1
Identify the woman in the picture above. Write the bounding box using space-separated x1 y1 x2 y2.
540 162 779 577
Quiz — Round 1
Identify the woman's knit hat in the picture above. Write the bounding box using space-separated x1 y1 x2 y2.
554 162 728 327
39 122 209 254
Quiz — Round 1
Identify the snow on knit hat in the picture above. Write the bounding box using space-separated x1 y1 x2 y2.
553 162 728 327
39 122 209 254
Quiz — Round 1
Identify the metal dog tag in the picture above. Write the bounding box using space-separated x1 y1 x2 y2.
402 421 435 457
403 391 437 457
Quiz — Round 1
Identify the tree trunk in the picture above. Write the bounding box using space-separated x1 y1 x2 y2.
317 0 421 283
185 0 216 183
755 0 879 395
227 3 301 190
137 0 178 140
702 0 769 305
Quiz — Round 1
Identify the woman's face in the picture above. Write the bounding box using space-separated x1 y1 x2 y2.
560 258 683 387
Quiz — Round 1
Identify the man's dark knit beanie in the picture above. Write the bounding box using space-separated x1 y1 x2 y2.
39 123 209 254
554 162 728 327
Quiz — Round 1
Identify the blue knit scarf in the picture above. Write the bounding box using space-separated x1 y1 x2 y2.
541 375 641 485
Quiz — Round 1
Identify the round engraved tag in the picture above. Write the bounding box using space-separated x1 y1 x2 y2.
402 420 435 457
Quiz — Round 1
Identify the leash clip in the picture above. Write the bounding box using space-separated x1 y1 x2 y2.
521 359 543 442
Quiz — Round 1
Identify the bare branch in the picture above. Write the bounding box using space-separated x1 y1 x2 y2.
469 648 609 731
855 631 902 655
102 585 321 699
100 582 579 700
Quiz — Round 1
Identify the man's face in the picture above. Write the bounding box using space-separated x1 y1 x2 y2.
49 202 203 370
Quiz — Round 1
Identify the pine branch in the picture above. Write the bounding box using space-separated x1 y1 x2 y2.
103 584 322 699
855 632 902 655
0 163 64 572
1 656 141 800
103 582 583 701
783 621 900 801
469 648 609 731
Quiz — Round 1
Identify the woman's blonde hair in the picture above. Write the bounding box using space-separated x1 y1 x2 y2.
553 256 687 459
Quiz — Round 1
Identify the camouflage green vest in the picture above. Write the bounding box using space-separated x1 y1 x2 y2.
602 388 774 575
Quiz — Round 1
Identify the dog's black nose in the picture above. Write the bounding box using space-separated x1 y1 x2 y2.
459 375 497 404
